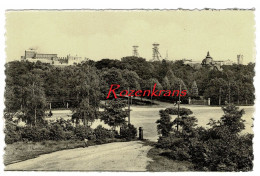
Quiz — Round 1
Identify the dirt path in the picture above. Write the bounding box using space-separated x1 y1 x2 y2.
5 141 152 171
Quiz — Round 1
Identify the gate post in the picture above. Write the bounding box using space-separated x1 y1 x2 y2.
139 127 143 140
208 98 211 106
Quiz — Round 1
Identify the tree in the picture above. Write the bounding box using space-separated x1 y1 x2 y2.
100 68 127 99
220 104 245 134
101 99 128 130
121 56 154 80
197 105 251 171
194 67 210 95
191 80 199 97
156 110 173 137
203 78 227 105
158 59 170 82
173 115 198 138
72 98 96 127
23 73 46 126
165 107 194 132
71 64 101 125
156 105 253 171
166 70 188 91
161 76 171 90
122 69 141 90
144 78 163 90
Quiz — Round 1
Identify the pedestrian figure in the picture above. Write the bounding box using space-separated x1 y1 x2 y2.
84 138 89 148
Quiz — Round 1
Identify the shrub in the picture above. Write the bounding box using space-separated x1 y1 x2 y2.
168 146 191 161
74 125 92 140
4 122 22 144
55 118 75 131
157 135 182 149
64 131 74 140
49 123 65 141
20 126 41 142
165 107 193 116
37 128 50 141
5 122 21 144
119 124 137 140
5 132 21 144
94 125 116 143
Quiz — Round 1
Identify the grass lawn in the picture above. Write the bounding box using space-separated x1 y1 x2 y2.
143 140 194 171
4 138 123 166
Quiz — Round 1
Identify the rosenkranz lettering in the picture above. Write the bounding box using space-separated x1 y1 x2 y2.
106 83 187 99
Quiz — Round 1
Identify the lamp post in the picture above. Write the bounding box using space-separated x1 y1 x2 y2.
223 72 231 104
219 87 222 106
128 87 131 124
177 83 181 118
176 80 181 131
228 81 231 104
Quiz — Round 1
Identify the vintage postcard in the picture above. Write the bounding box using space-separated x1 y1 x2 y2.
3 9 255 172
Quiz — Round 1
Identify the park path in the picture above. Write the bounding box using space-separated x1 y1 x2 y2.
5 141 152 171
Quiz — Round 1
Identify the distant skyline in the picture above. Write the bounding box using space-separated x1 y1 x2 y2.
5 10 255 63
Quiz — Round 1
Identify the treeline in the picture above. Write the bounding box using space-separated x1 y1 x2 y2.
5 56 255 110
5 56 255 124
96 57 255 105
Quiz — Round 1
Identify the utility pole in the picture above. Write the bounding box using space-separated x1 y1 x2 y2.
224 72 231 104
87 98 89 126
83 111 86 126
32 82 37 126
128 87 131 124
219 87 222 106
237 86 240 105
177 82 181 131
87 59 90 127
150 85 153 105
228 81 231 104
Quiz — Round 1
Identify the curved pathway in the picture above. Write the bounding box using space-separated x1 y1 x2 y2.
5 141 152 171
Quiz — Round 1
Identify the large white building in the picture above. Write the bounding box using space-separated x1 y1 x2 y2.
21 49 86 66
180 52 236 71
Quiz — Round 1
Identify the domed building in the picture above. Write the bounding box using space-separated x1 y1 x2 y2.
201 51 214 66
201 51 223 71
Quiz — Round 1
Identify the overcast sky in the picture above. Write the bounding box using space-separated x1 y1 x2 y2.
5 10 255 63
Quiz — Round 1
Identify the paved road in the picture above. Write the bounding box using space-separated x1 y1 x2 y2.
5 141 152 171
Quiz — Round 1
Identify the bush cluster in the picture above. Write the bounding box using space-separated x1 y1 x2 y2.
93 125 119 144
119 124 137 140
156 105 253 171
165 107 193 116
5 122 22 144
5 119 138 145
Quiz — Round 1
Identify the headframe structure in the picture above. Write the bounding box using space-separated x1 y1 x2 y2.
132 45 139 57
152 43 162 61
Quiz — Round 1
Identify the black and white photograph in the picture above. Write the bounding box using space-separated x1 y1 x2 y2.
1 8 257 172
